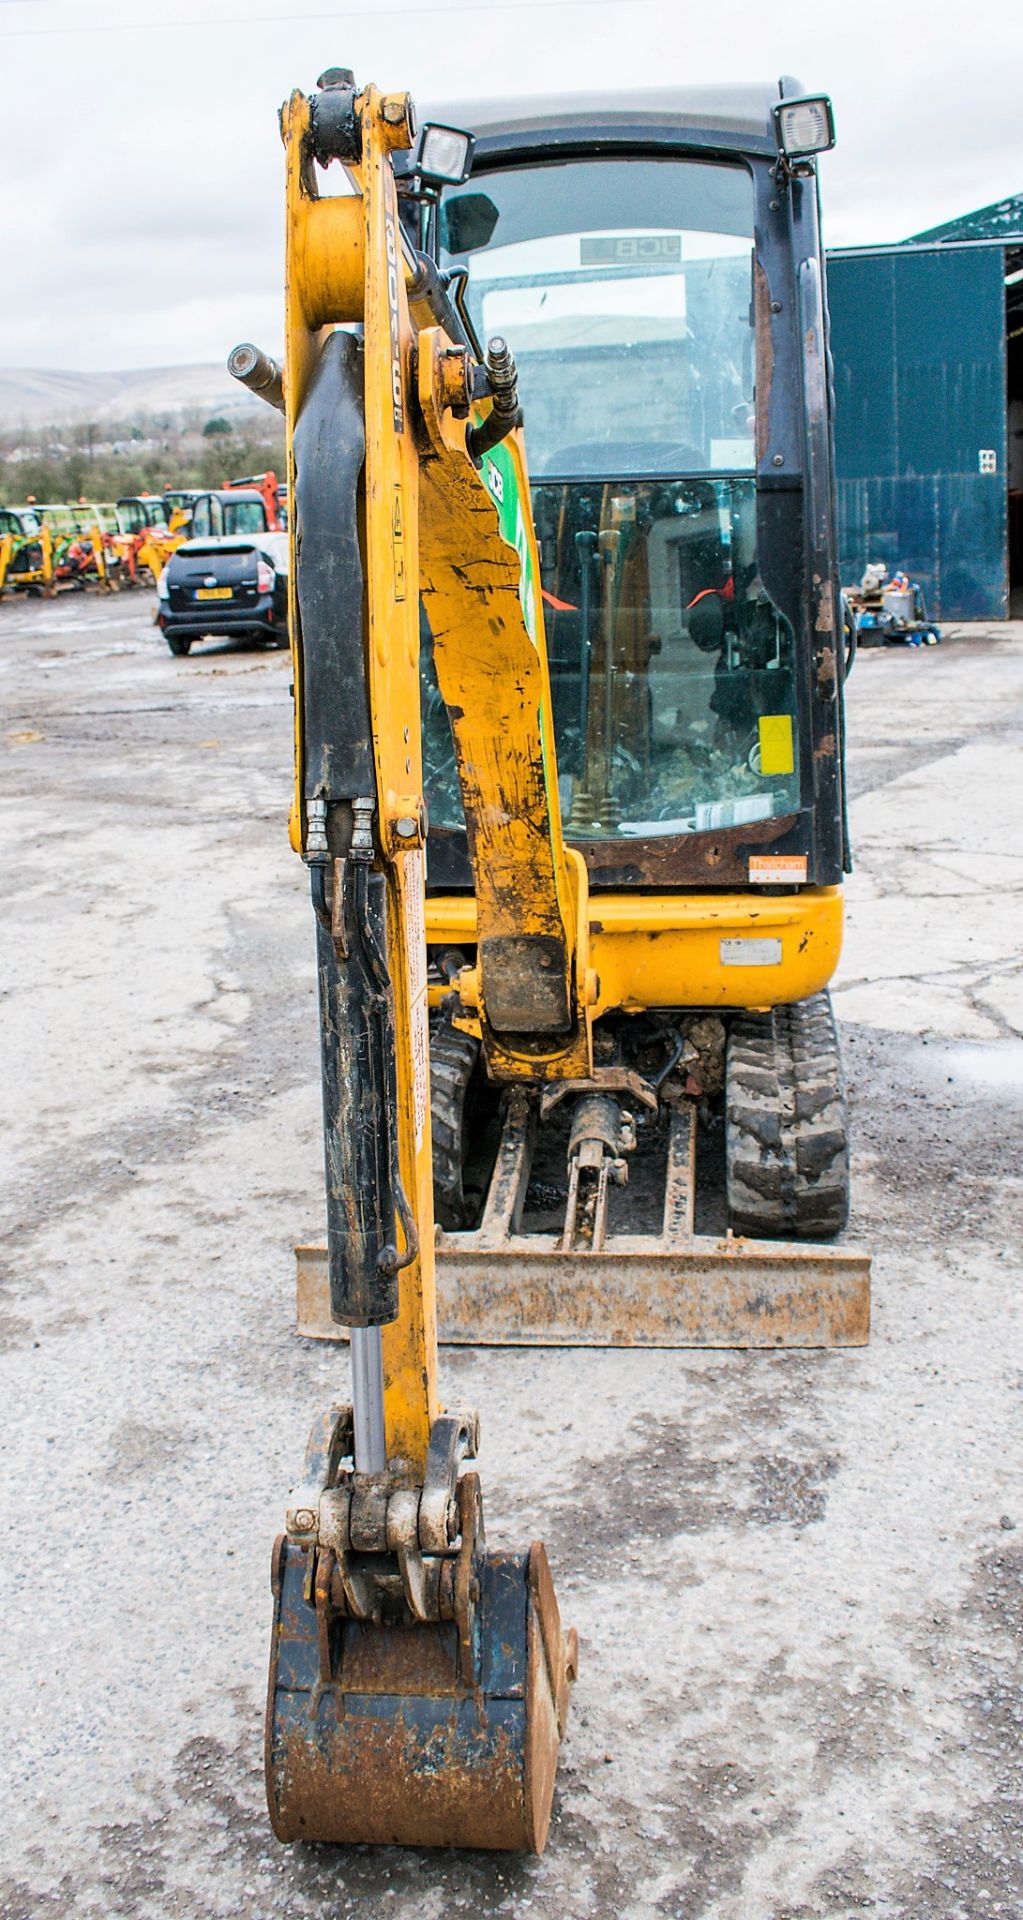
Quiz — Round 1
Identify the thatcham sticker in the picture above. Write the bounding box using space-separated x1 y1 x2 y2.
748 854 807 885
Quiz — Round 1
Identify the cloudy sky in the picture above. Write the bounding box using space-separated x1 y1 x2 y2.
1 0 1020 371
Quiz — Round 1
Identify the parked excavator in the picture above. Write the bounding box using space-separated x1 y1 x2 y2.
0 504 51 595
233 70 868 1855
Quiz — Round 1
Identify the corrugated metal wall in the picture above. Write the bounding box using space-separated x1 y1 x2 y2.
826 243 1008 619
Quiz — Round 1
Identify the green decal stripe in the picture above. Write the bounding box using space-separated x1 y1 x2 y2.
483 444 539 644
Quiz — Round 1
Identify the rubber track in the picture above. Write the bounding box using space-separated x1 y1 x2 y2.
725 991 850 1240
430 1014 481 1229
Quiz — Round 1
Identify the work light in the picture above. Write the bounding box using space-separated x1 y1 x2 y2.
773 96 836 159
417 123 475 184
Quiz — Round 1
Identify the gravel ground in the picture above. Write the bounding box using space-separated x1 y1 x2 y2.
2 594 1022 1920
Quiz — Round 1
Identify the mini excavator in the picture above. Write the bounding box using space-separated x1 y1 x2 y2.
233 71 869 1854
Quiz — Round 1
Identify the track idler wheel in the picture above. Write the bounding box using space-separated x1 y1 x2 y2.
266 1534 577 1852
430 1012 481 1229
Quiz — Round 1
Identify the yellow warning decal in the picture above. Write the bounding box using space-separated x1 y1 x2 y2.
758 713 794 776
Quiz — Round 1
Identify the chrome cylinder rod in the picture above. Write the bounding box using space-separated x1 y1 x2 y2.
350 1324 387 1473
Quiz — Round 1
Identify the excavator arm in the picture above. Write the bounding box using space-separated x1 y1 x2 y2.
242 70 577 1855
279 76 592 1090
417 368 594 1076
275 65 593 1446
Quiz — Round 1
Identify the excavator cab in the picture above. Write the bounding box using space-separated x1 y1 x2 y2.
412 88 844 888
237 73 867 1861
413 92 857 1274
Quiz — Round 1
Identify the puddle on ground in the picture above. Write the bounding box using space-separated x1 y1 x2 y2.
35 641 151 668
926 1039 1023 1092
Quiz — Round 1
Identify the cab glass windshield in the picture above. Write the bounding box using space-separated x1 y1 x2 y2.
439 157 756 479
224 500 266 534
423 474 799 842
424 155 799 845
190 497 266 537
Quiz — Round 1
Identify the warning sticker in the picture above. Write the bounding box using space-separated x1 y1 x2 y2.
749 854 807 886
758 712 794 776
392 486 406 603
401 849 427 1003
410 991 429 1151
401 850 429 1148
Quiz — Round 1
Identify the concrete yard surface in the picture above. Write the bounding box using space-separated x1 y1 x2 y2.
2 597 1022 1920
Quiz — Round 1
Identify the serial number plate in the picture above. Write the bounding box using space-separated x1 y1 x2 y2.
196 586 232 600
720 937 783 967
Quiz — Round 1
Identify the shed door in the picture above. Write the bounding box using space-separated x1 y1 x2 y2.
827 243 1007 620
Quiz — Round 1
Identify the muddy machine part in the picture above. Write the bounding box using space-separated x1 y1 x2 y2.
297 1008 867 1351
267 1408 574 1849
256 73 576 1853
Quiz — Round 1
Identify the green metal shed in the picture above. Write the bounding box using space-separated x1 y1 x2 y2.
827 197 1023 620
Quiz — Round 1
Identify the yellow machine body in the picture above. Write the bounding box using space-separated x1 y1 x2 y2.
427 885 842 1019
0 520 55 593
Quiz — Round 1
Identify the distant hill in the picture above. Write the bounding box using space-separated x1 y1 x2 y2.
0 362 268 430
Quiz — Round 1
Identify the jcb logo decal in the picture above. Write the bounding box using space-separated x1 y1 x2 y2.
385 209 403 434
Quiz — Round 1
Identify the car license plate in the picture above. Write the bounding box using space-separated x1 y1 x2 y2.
196 585 232 600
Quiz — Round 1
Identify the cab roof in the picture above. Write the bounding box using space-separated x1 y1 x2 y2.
426 82 803 159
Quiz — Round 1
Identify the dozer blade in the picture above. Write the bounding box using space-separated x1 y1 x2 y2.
296 1095 870 1349
297 1234 869 1348
266 1535 577 1852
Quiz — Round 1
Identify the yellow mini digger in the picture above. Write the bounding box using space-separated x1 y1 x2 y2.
232 71 868 1855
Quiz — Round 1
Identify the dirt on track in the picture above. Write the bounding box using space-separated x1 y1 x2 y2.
2 596 1022 1920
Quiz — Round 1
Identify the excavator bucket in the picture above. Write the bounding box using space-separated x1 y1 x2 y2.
264 1406 576 1852
266 1535 576 1851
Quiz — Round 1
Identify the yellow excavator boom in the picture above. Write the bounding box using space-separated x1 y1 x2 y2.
251 71 577 1856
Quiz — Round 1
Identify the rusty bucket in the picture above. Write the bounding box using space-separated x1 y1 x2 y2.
266 1534 577 1852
